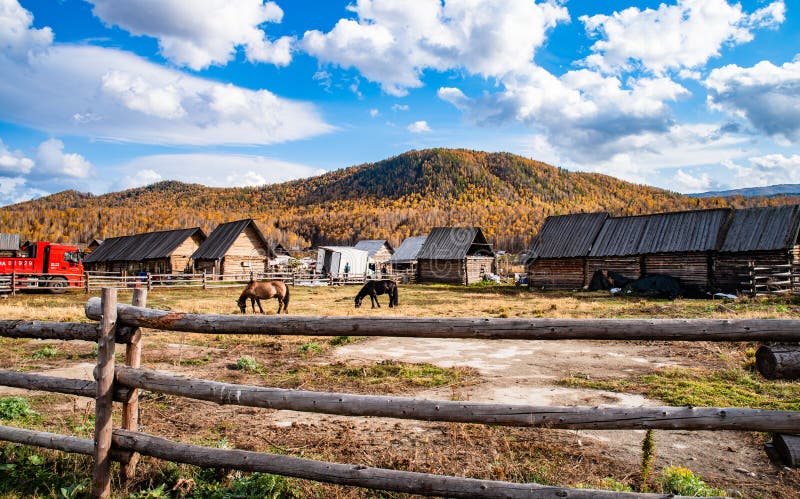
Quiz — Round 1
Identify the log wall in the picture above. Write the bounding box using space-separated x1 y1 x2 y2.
221 227 269 274
418 259 465 285
585 257 641 286
643 253 710 288
465 256 493 285
713 250 790 292
527 258 585 290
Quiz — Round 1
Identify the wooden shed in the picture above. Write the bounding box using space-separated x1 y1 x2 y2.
83 228 205 274
388 236 427 273
714 205 800 292
85 239 103 254
192 219 275 275
355 240 394 274
417 227 494 285
525 213 608 290
588 208 732 290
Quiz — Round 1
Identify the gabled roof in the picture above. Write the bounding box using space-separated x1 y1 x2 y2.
354 239 394 257
0 233 20 251
84 228 205 263
528 213 608 259
192 219 274 261
589 208 731 257
720 204 800 252
417 227 494 259
389 236 428 263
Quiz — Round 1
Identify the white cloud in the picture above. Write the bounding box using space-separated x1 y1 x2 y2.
86 0 292 70
721 154 800 187
0 0 52 60
0 139 34 175
391 104 409 112
102 70 186 120
35 138 93 179
0 0 331 146
369 108 379 117
705 58 800 141
0 176 47 206
407 120 431 133
581 0 785 74
112 153 326 189
301 0 568 96
674 169 712 192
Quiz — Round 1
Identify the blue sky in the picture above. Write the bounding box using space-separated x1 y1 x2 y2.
0 0 798 205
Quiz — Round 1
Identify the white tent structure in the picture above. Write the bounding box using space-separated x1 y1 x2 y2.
316 246 369 277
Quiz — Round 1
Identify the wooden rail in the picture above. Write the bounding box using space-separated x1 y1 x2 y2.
1 289 796 497
84 299 800 341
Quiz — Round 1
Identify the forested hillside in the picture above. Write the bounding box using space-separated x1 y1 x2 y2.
1 149 796 252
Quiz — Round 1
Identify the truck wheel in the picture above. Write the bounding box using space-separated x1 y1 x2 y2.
48 277 69 294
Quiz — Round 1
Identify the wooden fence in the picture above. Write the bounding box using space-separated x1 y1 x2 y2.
1 290 799 497
744 262 800 296
0 272 85 294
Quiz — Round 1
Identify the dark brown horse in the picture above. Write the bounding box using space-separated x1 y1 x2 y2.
237 279 290 314
355 279 398 308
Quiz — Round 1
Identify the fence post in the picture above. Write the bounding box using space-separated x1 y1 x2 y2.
92 288 117 498
202 271 207 290
121 288 146 484
146 273 152 292
84 272 90 294
10 271 15 296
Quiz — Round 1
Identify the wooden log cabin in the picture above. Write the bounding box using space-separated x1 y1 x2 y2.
417 227 494 285
354 240 395 274
192 219 275 275
388 236 427 273
525 213 608 290
714 205 800 292
588 209 732 290
83 228 205 274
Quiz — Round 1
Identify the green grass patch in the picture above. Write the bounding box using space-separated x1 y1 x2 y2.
659 466 724 496
560 367 800 410
0 444 90 498
0 397 36 421
31 345 59 360
235 356 261 373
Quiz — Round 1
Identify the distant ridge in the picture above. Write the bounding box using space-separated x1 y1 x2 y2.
690 184 800 199
1 148 798 252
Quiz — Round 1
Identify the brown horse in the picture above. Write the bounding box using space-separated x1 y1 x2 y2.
237 279 290 314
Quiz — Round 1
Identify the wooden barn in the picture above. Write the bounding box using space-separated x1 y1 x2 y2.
192 219 275 275
355 239 394 274
388 236 427 272
526 213 608 290
83 228 205 274
587 208 732 290
714 205 800 292
417 227 494 285
85 239 103 254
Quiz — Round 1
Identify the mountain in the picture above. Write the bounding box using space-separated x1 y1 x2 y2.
1 148 797 252
690 184 800 199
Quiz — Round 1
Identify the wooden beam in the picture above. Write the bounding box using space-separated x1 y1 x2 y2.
0 424 94 455
115 367 800 432
121 288 146 484
92 288 116 499
111 429 692 499
86 299 800 342
0 370 130 400
756 345 800 380
0 320 99 341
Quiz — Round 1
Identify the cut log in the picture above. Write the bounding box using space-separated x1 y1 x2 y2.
92 288 116 499
121 288 146 484
0 320 98 342
755 345 800 379
84 299 800 342
0 370 130 401
773 434 800 467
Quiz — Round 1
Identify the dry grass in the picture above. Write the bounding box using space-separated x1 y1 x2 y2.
0 285 799 497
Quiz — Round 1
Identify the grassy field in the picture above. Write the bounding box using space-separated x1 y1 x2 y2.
0 284 798 498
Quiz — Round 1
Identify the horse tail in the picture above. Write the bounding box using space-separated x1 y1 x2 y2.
391 282 399 306
282 282 290 312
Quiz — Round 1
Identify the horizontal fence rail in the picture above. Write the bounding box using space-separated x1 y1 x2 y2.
0 320 99 341
85 299 800 342
115 366 800 432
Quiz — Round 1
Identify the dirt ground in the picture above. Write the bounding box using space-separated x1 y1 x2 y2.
1 286 799 497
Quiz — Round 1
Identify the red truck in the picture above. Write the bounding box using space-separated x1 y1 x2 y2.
0 241 84 292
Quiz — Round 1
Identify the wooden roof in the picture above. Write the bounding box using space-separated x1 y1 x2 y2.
354 240 394 257
588 209 731 257
389 236 428 263
528 213 608 259
192 219 275 261
720 204 800 252
84 228 205 263
417 227 494 260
